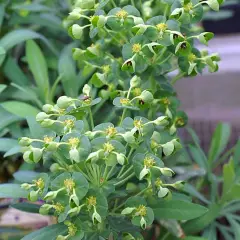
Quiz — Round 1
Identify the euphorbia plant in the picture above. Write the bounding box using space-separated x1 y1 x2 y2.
0 0 223 239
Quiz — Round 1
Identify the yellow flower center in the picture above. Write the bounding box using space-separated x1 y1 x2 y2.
68 223 77 237
156 23 167 32
136 205 147 217
43 136 54 143
134 119 143 129
155 178 163 188
105 126 117 137
87 196 97 206
188 53 197 62
176 117 185 126
120 98 130 105
64 119 74 128
184 2 193 12
144 156 156 168
151 140 159 150
103 65 110 74
103 142 115 153
33 178 44 190
133 88 142 97
64 178 75 192
53 202 65 214
68 138 80 148
116 10 128 18
162 97 170 105
132 43 142 53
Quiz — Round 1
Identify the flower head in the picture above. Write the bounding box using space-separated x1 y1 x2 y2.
132 43 142 53
33 178 45 190
105 126 117 137
120 98 130 105
64 178 75 193
103 142 115 153
134 119 143 129
156 23 167 32
136 205 147 217
68 138 80 148
144 156 155 168
116 10 128 19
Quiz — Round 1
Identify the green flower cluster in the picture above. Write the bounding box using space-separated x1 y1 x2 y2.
20 88 184 239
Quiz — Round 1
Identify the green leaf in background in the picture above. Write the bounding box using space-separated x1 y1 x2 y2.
183 203 221 234
0 138 18 152
208 123 231 166
1 101 39 117
182 237 207 240
0 84 7 94
22 223 67 240
58 43 78 97
0 184 28 198
151 200 208 221
0 106 22 131
0 29 57 54
222 159 235 198
0 46 6 65
11 202 40 214
0 4 4 29
13 170 39 183
233 139 240 167
26 40 50 102
11 3 53 12
26 116 51 139
3 57 30 85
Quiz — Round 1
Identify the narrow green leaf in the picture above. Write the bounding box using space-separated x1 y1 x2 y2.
22 223 67 240
233 139 240 166
58 43 78 97
0 138 18 153
0 184 28 198
183 237 207 240
0 106 21 131
222 159 235 198
0 29 57 54
183 203 221 234
0 46 6 65
1 101 39 117
0 84 6 94
0 4 4 29
151 199 208 221
3 57 30 85
26 40 49 102
208 123 231 165
227 217 240 239
11 202 40 214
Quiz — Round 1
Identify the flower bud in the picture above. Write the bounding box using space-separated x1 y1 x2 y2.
23 150 33 163
130 75 141 88
36 112 49 122
82 84 91 96
97 15 106 28
50 163 61 172
121 207 135 215
69 148 80 163
68 11 81 21
72 48 84 60
122 132 135 144
158 186 169 198
159 167 175 177
75 0 95 9
44 191 59 201
42 104 54 113
139 90 154 103
57 96 73 109
41 119 55 128
39 204 52 215
32 148 43 163
154 116 168 126
69 24 83 39
92 210 102 223
19 137 32 146
172 181 185 190
56 235 67 240
28 191 38 202
116 153 126 165
21 183 31 190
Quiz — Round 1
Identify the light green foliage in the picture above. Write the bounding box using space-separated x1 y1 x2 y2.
0 0 225 239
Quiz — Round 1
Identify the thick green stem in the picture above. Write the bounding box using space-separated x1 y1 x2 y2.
89 109 94 130
171 72 185 85
114 172 135 187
